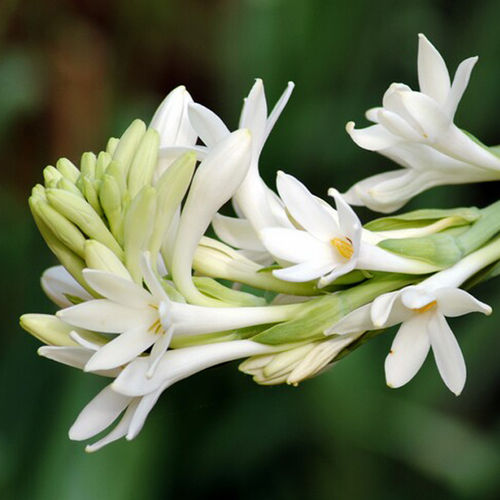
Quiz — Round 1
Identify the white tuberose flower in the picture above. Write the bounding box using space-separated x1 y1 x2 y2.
260 172 436 287
39 337 278 452
187 79 295 257
57 253 297 375
345 34 500 213
331 285 491 395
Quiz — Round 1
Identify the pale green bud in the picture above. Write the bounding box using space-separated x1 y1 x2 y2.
123 186 156 282
192 276 266 307
149 152 196 262
81 176 103 216
112 119 146 181
95 151 112 180
31 197 86 258
43 165 63 188
20 313 78 346
99 174 123 243
105 160 127 195
46 188 123 259
56 158 80 183
84 240 131 279
57 177 84 198
106 137 119 156
29 199 90 293
193 237 319 296
80 152 96 180
31 183 47 201
127 128 160 198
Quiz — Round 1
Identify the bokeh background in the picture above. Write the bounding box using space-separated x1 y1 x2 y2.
1 0 500 498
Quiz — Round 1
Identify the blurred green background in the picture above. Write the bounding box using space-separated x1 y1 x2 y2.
1 0 500 498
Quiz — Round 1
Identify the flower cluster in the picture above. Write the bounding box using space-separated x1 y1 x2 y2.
21 35 500 451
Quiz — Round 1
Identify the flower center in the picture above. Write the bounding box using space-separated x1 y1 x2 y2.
330 237 354 259
148 318 163 334
412 300 437 314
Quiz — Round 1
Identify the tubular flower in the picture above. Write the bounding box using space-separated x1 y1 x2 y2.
345 34 500 213
260 172 436 287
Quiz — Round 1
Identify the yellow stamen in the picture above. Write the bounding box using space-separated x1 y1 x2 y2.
412 300 437 314
148 319 163 334
330 237 354 259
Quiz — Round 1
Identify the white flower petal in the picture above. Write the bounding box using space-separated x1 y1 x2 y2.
428 313 466 395
443 56 478 119
260 227 333 264
146 326 174 377
114 339 275 396
126 391 163 440
272 260 334 283
239 79 267 155
346 121 402 151
150 86 197 148
57 300 151 333
325 303 373 335
384 313 431 388
417 34 451 105
188 102 230 147
41 266 93 308
85 399 139 453
377 109 422 141
400 91 451 140
38 346 92 370
328 188 361 249
318 260 356 288
371 291 404 327
82 269 151 307
435 287 492 317
365 107 383 123
69 385 132 441
277 171 336 239
212 214 266 251
84 326 158 372
263 81 295 143
139 252 168 302
400 287 436 310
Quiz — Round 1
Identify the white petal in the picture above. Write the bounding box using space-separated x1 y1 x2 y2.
400 287 436 310
126 390 163 440
328 188 361 249
38 346 92 370
365 107 383 123
325 303 373 335
187 102 230 147
435 287 491 317
428 313 466 395
272 260 334 283
346 122 402 151
69 331 102 351
239 79 267 155
69 385 132 440
171 129 252 303
384 314 431 388
318 260 356 288
85 399 139 453
277 171 336 239
146 326 174 377
263 81 294 143
371 291 405 328
41 266 93 308
113 339 275 396
260 227 333 264
84 326 158 372
82 269 151 307
212 214 266 251
57 300 151 333
150 86 197 148
377 109 422 141
400 91 451 140
140 252 168 302
443 57 478 119
417 34 451 104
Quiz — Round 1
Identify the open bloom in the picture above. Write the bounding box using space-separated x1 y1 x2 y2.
330 284 491 394
345 34 500 212
260 172 436 287
57 253 300 375
186 79 295 260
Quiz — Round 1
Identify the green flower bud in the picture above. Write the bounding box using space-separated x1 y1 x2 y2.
99 174 123 243
20 313 78 346
46 188 123 259
81 176 103 216
95 151 112 180
127 128 160 198
112 119 146 181
192 276 266 307
56 158 80 183
43 165 62 188
57 177 84 198
106 137 119 156
80 152 96 180
84 240 131 279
